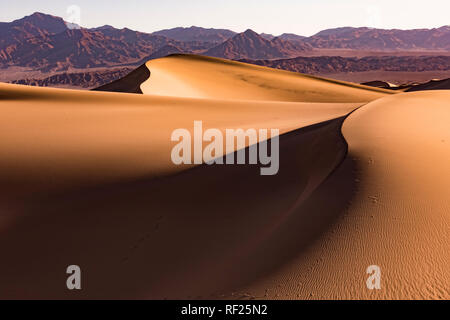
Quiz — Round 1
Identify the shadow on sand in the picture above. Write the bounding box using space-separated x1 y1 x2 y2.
0 117 356 299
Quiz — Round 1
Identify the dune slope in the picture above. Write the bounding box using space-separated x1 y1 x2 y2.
0 115 350 299
0 82 359 200
0 58 448 300
141 54 392 102
235 91 450 299
93 64 150 93
0 79 363 298
406 78 450 92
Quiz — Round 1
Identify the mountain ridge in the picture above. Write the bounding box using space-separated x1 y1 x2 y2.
1 12 449 73
307 26 450 50
152 26 236 43
204 29 312 59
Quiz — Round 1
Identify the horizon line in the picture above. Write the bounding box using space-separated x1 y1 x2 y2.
4 11 450 38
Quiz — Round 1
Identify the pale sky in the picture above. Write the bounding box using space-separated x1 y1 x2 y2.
1 0 449 36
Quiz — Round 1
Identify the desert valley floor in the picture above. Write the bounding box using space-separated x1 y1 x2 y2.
0 55 448 299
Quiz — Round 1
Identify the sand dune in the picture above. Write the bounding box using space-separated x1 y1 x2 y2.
0 54 448 299
0 116 350 299
406 78 450 92
141 54 392 102
235 91 450 299
93 64 150 93
0 82 359 199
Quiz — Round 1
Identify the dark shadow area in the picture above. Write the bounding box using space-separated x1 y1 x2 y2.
406 78 450 92
0 117 356 299
92 64 149 94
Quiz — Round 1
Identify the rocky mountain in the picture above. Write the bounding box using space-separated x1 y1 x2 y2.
0 12 67 48
271 36 313 56
240 55 450 74
140 44 187 62
152 26 236 43
0 13 180 71
260 33 276 40
1 27 177 71
90 25 215 53
204 29 312 59
9 67 134 89
0 13 218 71
0 12 69 62
278 33 307 41
2 12 450 88
306 26 450 50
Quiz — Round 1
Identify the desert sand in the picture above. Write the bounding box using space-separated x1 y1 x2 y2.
0 54 448 299
141 54 391 102
235 91 450 300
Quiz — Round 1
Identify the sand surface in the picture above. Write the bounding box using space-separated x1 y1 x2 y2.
141 54 391 102
0 82 359 199
234 91 450 299
0 55 448 299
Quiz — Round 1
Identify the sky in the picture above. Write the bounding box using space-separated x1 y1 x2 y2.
1 0 449 36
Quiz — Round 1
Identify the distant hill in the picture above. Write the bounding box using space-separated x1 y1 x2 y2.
0 12 68 59
240 55 450 74
9 67 134 89
0 12 67 47
260 33 276 40
0 13 181 71
140 44 187 62
204 29 312 59
278 33 307 41
1 12 450 82
1 27 175 71
152 26 236 43
306 26 450 50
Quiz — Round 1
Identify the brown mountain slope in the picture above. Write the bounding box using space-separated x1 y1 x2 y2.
9 67 134 89
152 26 236 43
240 55 450 74
2 29 143 70
306 26 450 50
204 29 311 59
271 37 312 56
279 33 307 41
0 12 68 48
0 15 220 72
2 12 450 89
0 27 180 71
141 44 187 61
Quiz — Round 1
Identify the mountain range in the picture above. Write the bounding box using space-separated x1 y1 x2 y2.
9 67 134 88
204 29 312 59
152 26 236 43
307 26 450 50
1 12 449 72
240 55 450 74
